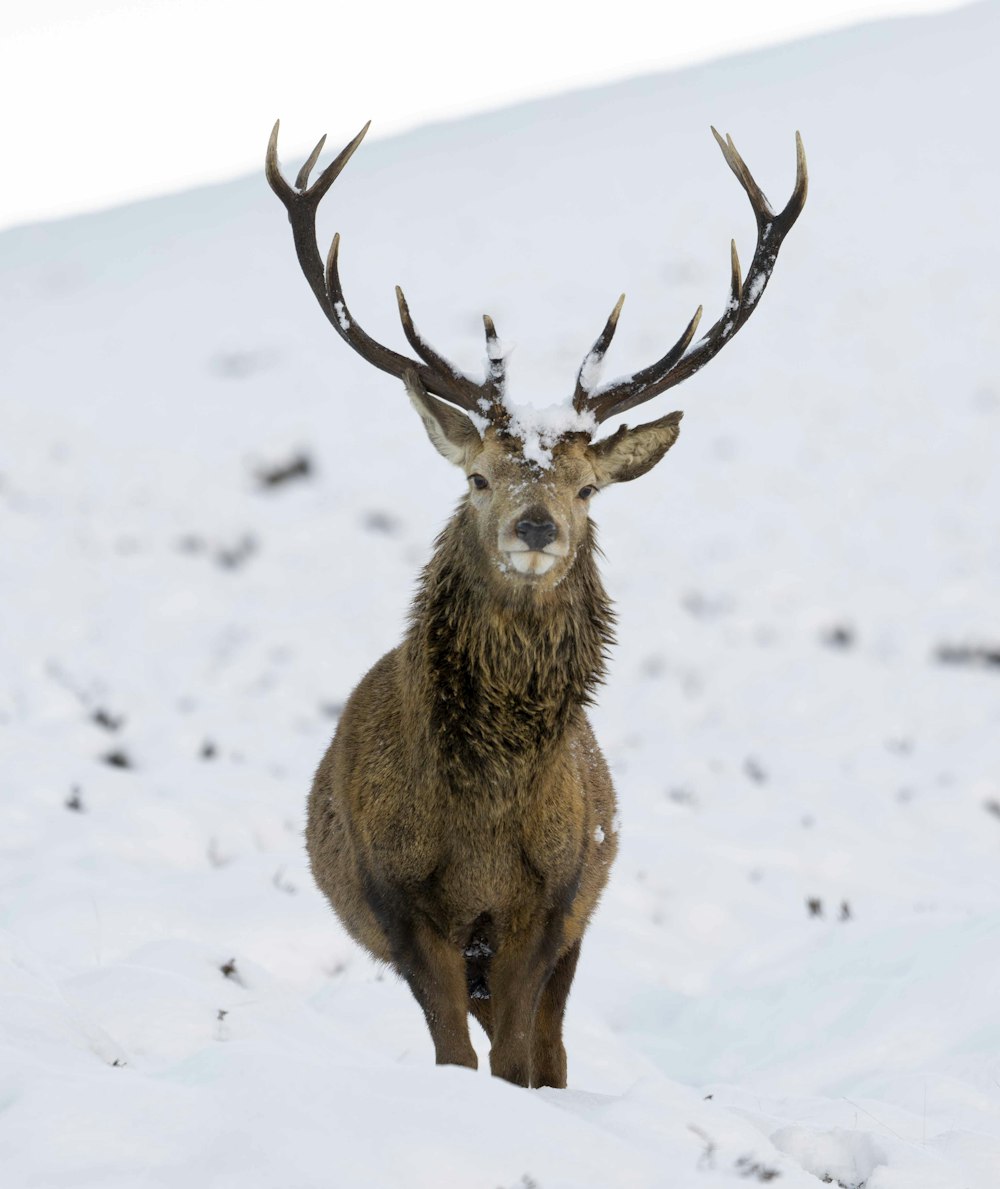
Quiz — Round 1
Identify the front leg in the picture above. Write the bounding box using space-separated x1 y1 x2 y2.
398 918 478 1069
531 939 581 1089
487 906 567 1087
368 880 477 1069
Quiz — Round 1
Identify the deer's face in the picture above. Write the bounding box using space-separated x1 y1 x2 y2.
404 372 684 589
464 433 599 586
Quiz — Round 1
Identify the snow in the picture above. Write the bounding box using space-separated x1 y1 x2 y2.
577 349 605 394
3 2 1000 1186
502 398 598 467
745 271 768 305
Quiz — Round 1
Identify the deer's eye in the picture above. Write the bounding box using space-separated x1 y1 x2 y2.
469 474 489 491
578 485 597 500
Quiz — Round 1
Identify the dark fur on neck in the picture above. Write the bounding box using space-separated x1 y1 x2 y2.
405 503 616 792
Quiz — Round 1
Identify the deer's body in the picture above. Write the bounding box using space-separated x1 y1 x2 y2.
307 502 617 1084
266 118 806 1087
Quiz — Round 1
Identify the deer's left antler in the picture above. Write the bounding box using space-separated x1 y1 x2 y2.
574 130 808 424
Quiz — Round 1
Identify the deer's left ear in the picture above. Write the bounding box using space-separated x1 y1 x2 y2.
589 410 683 486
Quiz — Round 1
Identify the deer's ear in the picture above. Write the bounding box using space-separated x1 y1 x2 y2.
403 371 482 468
589 411 683 486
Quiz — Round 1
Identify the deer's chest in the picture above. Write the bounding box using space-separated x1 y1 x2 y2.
363 755 588 922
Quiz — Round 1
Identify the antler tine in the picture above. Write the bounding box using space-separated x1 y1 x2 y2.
712 127 772 221
396 286 505 418
295 133 327 191
266 120 495 416
396 285 461 374
587 305 704 422
573 294 625 413
265 121 294 201
728 239 743 306
584 129 808 424
784 130 809 230
316 232 414 380
482 315 506 398
322 238 490 415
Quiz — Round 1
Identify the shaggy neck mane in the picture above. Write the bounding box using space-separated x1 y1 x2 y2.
405 504 616 792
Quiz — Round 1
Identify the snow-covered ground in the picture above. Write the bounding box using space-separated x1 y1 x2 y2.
2 3 999 1186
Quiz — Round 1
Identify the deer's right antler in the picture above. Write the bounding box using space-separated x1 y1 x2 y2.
266 121 507 422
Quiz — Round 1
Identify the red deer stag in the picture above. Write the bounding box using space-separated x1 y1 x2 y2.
266 121 806 1088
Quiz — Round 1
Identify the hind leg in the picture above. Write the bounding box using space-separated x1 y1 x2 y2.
531 940 581 1089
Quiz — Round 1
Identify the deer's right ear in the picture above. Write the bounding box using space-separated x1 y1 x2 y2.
403 371 482 468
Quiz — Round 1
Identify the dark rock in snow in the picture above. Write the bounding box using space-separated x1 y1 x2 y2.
935 642 1000 670
821 623 855 649
210 349 277 380
255 452 313 489
215 534 257 570
91 707 123 732
101 749 132 770
744 757 767 784
361 510 400 536
220 958 243 984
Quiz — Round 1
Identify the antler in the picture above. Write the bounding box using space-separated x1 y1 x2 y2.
265 121 506 421
574 129 808 424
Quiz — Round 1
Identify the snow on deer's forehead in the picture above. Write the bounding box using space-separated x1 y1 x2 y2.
501 393 597 469
492 438 590 492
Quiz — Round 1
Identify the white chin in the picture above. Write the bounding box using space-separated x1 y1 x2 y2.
507 552 557 576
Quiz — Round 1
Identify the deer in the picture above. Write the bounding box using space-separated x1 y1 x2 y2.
265 120 806 1088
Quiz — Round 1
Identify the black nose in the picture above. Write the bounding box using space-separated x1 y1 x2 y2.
515 517 557 551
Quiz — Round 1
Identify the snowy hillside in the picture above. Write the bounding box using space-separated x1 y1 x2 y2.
2 2 1000 1186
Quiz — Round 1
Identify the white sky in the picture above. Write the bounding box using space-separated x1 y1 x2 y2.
0 0 967 231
